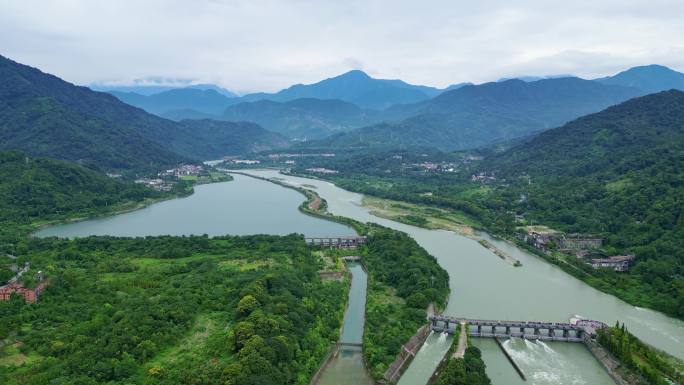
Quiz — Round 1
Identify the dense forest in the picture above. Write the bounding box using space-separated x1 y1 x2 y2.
361 226 450 379
0 235 347 385
0 151 168 224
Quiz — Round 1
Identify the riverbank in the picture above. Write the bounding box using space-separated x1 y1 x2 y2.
361 195 525 268
26 174 230 237
29 190 191 235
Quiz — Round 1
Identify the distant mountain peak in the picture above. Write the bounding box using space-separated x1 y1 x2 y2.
596 64 684 93
336 69 372 79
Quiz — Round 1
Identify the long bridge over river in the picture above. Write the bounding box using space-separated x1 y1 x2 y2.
429 315 607 342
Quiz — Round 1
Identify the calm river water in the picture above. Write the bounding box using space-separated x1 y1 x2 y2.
38 170 684 385
35 174 355 238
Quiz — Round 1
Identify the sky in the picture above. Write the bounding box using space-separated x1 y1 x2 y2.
1 0 684 93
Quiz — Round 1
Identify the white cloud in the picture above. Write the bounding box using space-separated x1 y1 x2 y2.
1 0 683 92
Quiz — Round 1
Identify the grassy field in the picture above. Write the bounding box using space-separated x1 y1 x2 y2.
362 195 480 235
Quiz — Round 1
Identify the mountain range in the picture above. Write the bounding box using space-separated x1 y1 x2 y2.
314 77 644 151
0 55 288 171
106 64 684 150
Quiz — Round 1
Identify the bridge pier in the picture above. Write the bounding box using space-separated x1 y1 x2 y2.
563 329 569 338
534 328 540 336
506 326 510 335
549 328 555 337
477 325 482 334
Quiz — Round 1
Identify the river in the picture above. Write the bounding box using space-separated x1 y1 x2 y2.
38 170 684 385
35 174 355 238
240 170 684 385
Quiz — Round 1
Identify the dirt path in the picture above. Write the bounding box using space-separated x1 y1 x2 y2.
308 196 322 211
453 322 467 358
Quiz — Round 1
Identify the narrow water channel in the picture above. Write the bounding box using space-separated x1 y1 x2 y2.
315 263 375 385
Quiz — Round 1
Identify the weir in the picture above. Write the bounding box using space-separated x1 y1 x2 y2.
429 315 606 342
305 236 367 248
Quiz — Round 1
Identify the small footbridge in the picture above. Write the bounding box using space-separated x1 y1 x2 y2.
429 315 606 342
305 236 367 248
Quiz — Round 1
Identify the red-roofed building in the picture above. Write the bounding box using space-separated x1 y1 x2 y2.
0 281 48 303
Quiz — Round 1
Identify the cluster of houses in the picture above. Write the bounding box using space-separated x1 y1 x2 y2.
134 178 173 192
305 167 338 174
0 259 48 303
523 227 635 272
412 162 459 172
471 171 497 182
158 164 204 177
229 159 261 165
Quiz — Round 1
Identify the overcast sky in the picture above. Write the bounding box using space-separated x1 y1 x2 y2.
1 0 683 93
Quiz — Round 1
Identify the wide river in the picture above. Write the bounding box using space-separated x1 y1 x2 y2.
38 171 684 385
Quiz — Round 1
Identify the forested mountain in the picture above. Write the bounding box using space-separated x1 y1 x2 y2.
0 55 287 169
176 119 290 159
483 90 684 317
238 70 444 110
0 151 162 224
111 88 235 116
222 98 382 139
596 64 684 93
0 55 190 171
316 77 643 151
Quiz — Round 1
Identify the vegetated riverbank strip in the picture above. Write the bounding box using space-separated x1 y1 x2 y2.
358 194 523 268
478 239 522 266
227 170 366 233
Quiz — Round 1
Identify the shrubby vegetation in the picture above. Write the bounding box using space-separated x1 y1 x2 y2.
361 226 449 379
0 234 346 385
434 347 491 385
597 323 683 385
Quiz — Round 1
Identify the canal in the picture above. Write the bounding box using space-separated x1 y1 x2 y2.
37 170 684 385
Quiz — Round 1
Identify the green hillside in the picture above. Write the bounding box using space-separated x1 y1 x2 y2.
175 119 290 159
318 77 643 151
222 98 381 139
0 151 164 226
481 90 684 317
0 55 288 170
